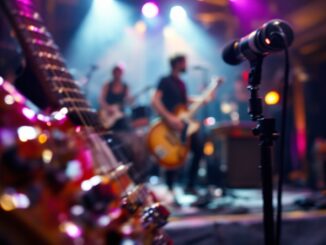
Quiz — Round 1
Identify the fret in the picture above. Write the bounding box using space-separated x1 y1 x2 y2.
34 51 65 64
53 87 84 95
20 24 51 40
61 98 89 104
1 0 103 129
24 30 50 44
64 102 90 112
27 38 58 50
12 10 41 22
67 107 97 113
16 14 44 28
41 64 74 81
41 64 69 73
54 88 85 102
29 46 60 62
51 76 78 86
51 79 80 92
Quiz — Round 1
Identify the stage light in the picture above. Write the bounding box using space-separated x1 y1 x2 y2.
142 2 159 18
170 5 187 22
265 91 280 105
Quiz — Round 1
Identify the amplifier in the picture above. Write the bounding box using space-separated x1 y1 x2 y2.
205 123 261 188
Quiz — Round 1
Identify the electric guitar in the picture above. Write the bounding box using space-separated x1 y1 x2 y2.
147 78 223 169
99 85 152 129
0 0 170 244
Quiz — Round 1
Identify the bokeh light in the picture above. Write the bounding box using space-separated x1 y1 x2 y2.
170 6 187 22
142 2 159 18
265 91 280 105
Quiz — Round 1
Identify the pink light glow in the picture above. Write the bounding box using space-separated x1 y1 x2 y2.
142 2 159 18
61 222 82 238
297 129 307 160
22 107 36 120
37 114 51 122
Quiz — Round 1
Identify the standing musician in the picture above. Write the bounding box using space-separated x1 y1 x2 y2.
151 55 204 194
99 65 132 131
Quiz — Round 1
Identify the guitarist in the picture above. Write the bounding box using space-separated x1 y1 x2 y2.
99 65 132 131
151 55 203 194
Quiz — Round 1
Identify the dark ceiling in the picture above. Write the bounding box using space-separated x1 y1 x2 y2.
1 0 326 66
34 0 326 65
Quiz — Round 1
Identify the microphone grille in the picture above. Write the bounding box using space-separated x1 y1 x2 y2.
222 41 243 65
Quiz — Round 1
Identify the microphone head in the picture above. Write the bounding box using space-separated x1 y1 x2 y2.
222 40 243 65
259 19 294 52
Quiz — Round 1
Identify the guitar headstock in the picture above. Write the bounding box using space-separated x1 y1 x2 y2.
203 77 224 103
210 76 224 90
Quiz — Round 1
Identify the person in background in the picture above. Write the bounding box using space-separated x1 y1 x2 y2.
151 55 204 195
99 65 132 131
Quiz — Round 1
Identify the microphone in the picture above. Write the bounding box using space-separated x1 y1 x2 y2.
222 19 294 65
192 65 208 70
90 64 99 70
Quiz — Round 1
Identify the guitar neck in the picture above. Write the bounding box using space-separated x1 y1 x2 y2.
0 0 101 128
187 79 221 119
187 99 205 119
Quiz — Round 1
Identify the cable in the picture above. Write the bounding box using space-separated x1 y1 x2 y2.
275 40 290 245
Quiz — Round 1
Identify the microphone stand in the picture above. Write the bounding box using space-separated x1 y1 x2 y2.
84 65 98 99
247 56 278 245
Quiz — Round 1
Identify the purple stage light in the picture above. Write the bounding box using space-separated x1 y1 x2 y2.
142 2 159 18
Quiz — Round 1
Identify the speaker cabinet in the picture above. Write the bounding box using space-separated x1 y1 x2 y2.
206 123 261 188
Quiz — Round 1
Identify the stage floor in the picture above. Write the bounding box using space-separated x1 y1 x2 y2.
150 184 326 245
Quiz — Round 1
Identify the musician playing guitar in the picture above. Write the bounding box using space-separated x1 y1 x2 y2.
99 65 132 131
151 55 204 195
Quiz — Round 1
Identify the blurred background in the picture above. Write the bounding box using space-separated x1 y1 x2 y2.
1 1 326 243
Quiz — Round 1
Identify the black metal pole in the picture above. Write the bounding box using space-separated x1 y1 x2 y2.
248 58 277 245
255 119 277 245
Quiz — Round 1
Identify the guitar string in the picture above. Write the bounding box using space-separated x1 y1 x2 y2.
12 0 133 201
10 0 160 213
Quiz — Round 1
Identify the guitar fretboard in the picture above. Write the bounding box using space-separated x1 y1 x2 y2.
0 0 101 128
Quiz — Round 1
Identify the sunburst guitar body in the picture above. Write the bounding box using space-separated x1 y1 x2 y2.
148 78 223 169
148 105 200 169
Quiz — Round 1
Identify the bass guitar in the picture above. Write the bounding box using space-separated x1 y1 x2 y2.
147 78 223 169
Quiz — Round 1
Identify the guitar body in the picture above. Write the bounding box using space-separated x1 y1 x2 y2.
99 104 124 129
147 105 200 169
0 0 171 243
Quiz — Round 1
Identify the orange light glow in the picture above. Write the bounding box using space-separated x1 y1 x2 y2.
38 133 48 144
204 141 214 156
265 91 280 105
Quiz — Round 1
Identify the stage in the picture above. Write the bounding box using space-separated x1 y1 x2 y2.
150 186 326 244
